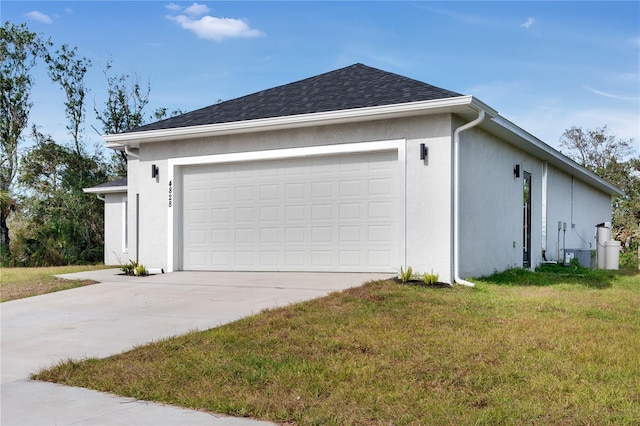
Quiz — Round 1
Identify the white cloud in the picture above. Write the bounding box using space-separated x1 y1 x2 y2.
520 17 535 29
168 14 264 41
184 3 209 16
631 36 640 48
165 3 209 16
584 85 640 102
165 3 182 11
25 10 53 24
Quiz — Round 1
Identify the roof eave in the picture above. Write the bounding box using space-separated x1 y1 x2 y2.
485 116 624 197
104 96 489 148
83 186 128 194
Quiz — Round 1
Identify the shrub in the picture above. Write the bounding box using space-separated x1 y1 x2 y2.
121 260 148 276
399 266 413 283
134 264 148 277
423 270 439 285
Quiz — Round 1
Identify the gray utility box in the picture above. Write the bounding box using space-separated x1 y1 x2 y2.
564 249 595 268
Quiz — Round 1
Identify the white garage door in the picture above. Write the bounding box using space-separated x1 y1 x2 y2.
181 150 399 272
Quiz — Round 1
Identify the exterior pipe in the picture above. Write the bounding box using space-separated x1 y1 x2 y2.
453 110 486 287
125 146 139 159
95 194 106 202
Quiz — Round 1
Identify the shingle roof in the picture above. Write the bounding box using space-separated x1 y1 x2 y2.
91 177 127 188
130 63 463 133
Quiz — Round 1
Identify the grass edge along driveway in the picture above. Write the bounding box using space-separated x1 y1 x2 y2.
33 266 640 425
0 265 111 302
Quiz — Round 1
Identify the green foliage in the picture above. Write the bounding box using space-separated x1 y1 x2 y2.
560 125 639 250
2 23 170 267
121 260 148 276
478 264 618 289
399 265 413 283
94 60 152 177
1 22 51 256
44 43 91 155
619 239 639 269
120 260 137 276
134 263 148 277
10 127 108 266
423 270 439 285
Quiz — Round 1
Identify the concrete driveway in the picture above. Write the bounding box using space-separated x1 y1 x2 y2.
1 269 392 425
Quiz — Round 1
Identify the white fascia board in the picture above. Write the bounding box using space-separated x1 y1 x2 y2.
489 115 624 197
104 96 480 148
83 186 128 194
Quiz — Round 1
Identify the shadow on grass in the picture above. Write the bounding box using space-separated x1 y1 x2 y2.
477 263 622 289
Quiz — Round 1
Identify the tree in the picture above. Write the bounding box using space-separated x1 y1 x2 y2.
560 125 640 251
560 126 634 176
10 43 107 266
94 62 184 177
0 22 49 252
14 126 108 265
45 44 90 156
94 60 150 177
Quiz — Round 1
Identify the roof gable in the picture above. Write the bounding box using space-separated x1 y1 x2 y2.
132 63 462 132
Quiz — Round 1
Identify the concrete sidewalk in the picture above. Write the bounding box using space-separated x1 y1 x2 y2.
1 269 393 425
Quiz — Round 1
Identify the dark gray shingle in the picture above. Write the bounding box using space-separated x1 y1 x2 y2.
91 177 127 188
130 63 462 133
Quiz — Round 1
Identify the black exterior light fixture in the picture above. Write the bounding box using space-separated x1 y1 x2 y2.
151 164 159 179
420 143 428 162
514 164 520 178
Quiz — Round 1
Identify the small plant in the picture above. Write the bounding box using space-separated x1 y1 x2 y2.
121 260 136 276
134 264 148 277
121 260 148 276
423 270 439 285
399 265 413 283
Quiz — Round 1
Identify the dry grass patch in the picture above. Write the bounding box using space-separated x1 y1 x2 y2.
1 265 109 302
34 270 640 425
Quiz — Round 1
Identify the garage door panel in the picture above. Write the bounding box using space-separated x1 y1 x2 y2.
182 151 399 272
285 183 305 199
212 229 229 243
312 181 333 198
260 228 278 243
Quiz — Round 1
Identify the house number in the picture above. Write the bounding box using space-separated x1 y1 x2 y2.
168 180 173 207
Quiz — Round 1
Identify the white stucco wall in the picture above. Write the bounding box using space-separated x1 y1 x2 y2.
457 126 540 278
119 112 614 281
127 114 456 280
545 166 612 262
103 193 127 265
457 126 613 277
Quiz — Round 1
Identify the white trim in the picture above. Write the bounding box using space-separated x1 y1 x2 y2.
83 185 127 194
166 139 406 272
122 196 128 253
105 96 485 147
541 161 548 253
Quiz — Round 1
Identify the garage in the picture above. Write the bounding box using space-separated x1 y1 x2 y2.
181 150 400 272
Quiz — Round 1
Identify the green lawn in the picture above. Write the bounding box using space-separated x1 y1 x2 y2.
0 265 112 302
33 267 640 425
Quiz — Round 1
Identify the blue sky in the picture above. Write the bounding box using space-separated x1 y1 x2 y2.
3 1 639 154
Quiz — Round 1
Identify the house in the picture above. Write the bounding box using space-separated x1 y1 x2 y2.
85 63 623 284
